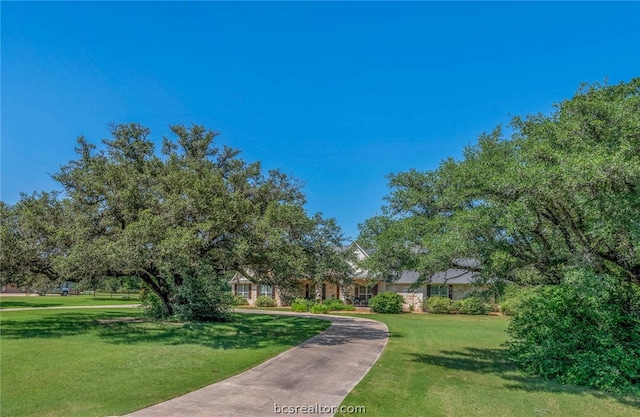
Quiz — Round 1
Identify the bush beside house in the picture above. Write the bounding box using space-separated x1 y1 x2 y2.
454 297 491 315
426 295 491 315
289 297 355 313
233 295 249 306
426 296 452 314
256 296 277 307
369 292 404 314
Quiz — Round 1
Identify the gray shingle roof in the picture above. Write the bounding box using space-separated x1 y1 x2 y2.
395 269 476 285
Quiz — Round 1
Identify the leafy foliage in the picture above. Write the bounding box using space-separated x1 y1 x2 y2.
255 296 277 308
358 79 640 391
1 123 351 321
291 298 311 312
323 298 355 311
497 285 526 316
309 303 331 314
289 298 355 313
359 79 640 289
454 296 491 315
505 269 640 393
425 296 452 314
369 292 404 314
233 295 249 306
139 289 167 320
173 269 234 321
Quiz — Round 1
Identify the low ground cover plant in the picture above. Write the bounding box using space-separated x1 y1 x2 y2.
289 298 355 313
323 298 355 311
290 298 312 312
310 303 331 314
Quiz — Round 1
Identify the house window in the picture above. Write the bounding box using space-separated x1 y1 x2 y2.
428 285 451 299
236 284 251 298
356 285 376 304
260 285 272 298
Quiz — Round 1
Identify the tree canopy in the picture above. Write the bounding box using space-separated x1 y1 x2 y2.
358 78 640 392
1 124 352 319
359 78 640 289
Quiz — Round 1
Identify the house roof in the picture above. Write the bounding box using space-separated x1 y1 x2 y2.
396 269 477 285
229 271 253 284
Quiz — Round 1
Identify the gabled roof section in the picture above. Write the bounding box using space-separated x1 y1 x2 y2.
348 242 373 260
229 271 254 284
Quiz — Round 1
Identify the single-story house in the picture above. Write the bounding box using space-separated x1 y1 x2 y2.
230 243 478 311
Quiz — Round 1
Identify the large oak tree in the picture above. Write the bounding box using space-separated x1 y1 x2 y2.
358 79 640 392
359 79 640 290
1 124 352 318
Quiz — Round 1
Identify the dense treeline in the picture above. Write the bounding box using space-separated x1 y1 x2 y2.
358 79 640 393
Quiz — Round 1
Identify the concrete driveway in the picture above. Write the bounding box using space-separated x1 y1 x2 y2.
125 310 389 417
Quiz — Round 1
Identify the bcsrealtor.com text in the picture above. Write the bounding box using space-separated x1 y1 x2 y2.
274 403 366 414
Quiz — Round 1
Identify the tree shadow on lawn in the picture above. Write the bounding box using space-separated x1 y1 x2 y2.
0 300 61 308
0 311 132 338
0 312 330 351
100 314 331 350
407 348 640 408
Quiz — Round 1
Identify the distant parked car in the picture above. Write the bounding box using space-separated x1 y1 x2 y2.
39 281 75 296
49 286 70 296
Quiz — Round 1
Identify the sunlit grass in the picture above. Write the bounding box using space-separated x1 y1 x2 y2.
1 308 330 417
0 293 140 309
338 313 639 417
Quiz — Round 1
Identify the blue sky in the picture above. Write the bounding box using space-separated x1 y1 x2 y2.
2 2 639 240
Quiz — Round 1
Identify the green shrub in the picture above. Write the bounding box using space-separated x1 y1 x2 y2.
324 298 356 311
457 296 491 315
278 292 297 307
256 296 276 307
233 295 249 306
310 303 331 314
505 269 640 394
138 270 234 322
498 285 525 315
426 296 452 314
139 289 167 319
369 292 404 314
291 298 311 312
173 273 233 322
499 298 520 315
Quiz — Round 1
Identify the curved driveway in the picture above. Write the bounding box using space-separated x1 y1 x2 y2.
125 310 389 417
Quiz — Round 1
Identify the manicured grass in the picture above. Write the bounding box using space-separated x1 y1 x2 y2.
235 306 293 311
337 313 639 417
0 308 330 417
0 293 140 309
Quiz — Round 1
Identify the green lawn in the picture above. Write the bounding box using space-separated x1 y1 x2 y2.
0 308 330 417
337 313 639 417
0 293 140 309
